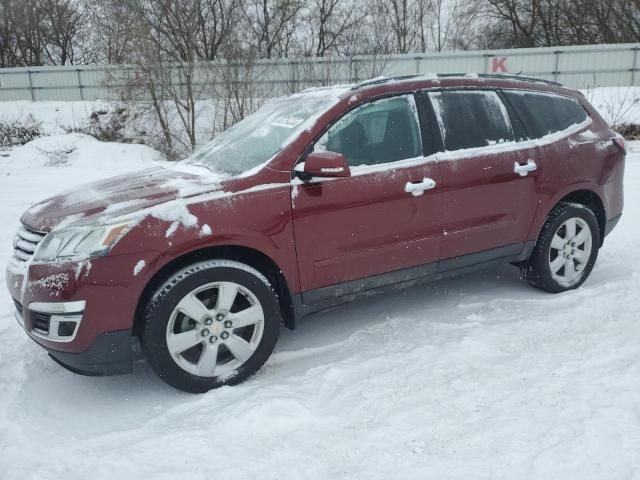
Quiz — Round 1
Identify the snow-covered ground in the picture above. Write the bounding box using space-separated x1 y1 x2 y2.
1 93 640 479
584 86 640 125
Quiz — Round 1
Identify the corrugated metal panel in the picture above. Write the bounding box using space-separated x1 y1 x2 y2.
0 70 33 89
0 43 639 102
420 55 486 74
30 69 77 88
558 71 634 89
0 88 31 101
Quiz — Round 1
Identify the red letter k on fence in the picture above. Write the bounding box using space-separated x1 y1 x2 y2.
491 57 508 72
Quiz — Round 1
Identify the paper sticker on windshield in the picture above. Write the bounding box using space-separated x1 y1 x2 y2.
271 115 304 128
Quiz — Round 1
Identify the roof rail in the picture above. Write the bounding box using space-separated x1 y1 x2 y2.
476 73 563 86
351 74 421 89
351 72 563 90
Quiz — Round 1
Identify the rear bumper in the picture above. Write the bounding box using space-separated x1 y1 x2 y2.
43 329 133 376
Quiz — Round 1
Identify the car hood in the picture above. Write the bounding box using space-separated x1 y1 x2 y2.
21 165 225 232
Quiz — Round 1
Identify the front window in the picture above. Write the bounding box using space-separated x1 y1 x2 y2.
314 95 422 167
187 93 338 175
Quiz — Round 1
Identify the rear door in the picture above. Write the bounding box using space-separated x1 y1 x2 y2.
291 94 443 302
502 89 593 186
423 89 541 270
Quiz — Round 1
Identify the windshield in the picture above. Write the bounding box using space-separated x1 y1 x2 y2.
186 93 337 175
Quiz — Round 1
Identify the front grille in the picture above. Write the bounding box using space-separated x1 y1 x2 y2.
12 226 46 263
30 311 51 334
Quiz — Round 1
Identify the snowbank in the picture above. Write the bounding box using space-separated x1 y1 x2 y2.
0 100 101 135
0 99 218 149
3 133 164 171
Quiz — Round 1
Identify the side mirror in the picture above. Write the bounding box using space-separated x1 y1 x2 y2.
295 151 351 180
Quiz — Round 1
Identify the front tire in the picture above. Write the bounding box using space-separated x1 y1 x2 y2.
141 260 281 393
523 203 600 293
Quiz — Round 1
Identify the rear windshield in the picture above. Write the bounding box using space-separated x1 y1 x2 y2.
503 91 588 139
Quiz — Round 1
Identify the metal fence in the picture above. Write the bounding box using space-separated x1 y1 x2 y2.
0 43 639 102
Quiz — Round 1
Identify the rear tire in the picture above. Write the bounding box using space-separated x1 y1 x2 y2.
141 260 281 393
523 203 600 293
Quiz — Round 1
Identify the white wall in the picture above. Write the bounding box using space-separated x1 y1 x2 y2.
0 43 638 102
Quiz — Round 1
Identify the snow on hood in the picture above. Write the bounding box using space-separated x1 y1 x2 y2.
21 165 225 232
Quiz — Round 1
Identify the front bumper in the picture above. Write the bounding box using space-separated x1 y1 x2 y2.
45 329 133 376
13 298 133 375
6 250 153 375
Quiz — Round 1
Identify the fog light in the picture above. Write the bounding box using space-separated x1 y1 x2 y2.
28 301 85 343
57 321 77 337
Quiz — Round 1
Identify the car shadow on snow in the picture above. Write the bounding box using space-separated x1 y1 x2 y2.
276 263 536 352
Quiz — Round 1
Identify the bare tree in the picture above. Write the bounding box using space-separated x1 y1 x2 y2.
0 0 93 66
242 0 303 58
479 0 640 48
0 1 19 67
194 0 240 60
91 0 139 64
120 0 249 157
415 0 465 52
214 52 268 130
6 0 48 66
306 0 362 57
41 0 88 65
386 0 415 53
122 0 204 156
604 0 640 43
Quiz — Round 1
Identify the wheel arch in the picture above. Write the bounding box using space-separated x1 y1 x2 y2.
133 245 297 337
535 188 606 246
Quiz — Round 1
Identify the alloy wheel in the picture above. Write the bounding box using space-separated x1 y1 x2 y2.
548 217 593 287
165 281 265 377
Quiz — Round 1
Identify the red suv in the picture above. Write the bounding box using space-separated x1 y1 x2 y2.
6 74 625 392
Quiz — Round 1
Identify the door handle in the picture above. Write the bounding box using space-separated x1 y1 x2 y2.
405 178 437 196
514 159 537 177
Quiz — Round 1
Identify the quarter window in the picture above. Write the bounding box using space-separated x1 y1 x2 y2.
503 91 588 139
314 95 422 167
428 90 515 151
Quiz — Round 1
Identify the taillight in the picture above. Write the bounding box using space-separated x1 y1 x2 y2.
612 136 626 153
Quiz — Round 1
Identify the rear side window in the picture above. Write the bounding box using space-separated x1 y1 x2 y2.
428 90 514 151
503 91 588 139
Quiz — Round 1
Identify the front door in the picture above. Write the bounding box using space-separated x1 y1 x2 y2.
423 89 541 270
291 94 443 303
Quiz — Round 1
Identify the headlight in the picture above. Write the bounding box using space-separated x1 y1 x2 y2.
34 222 130 262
